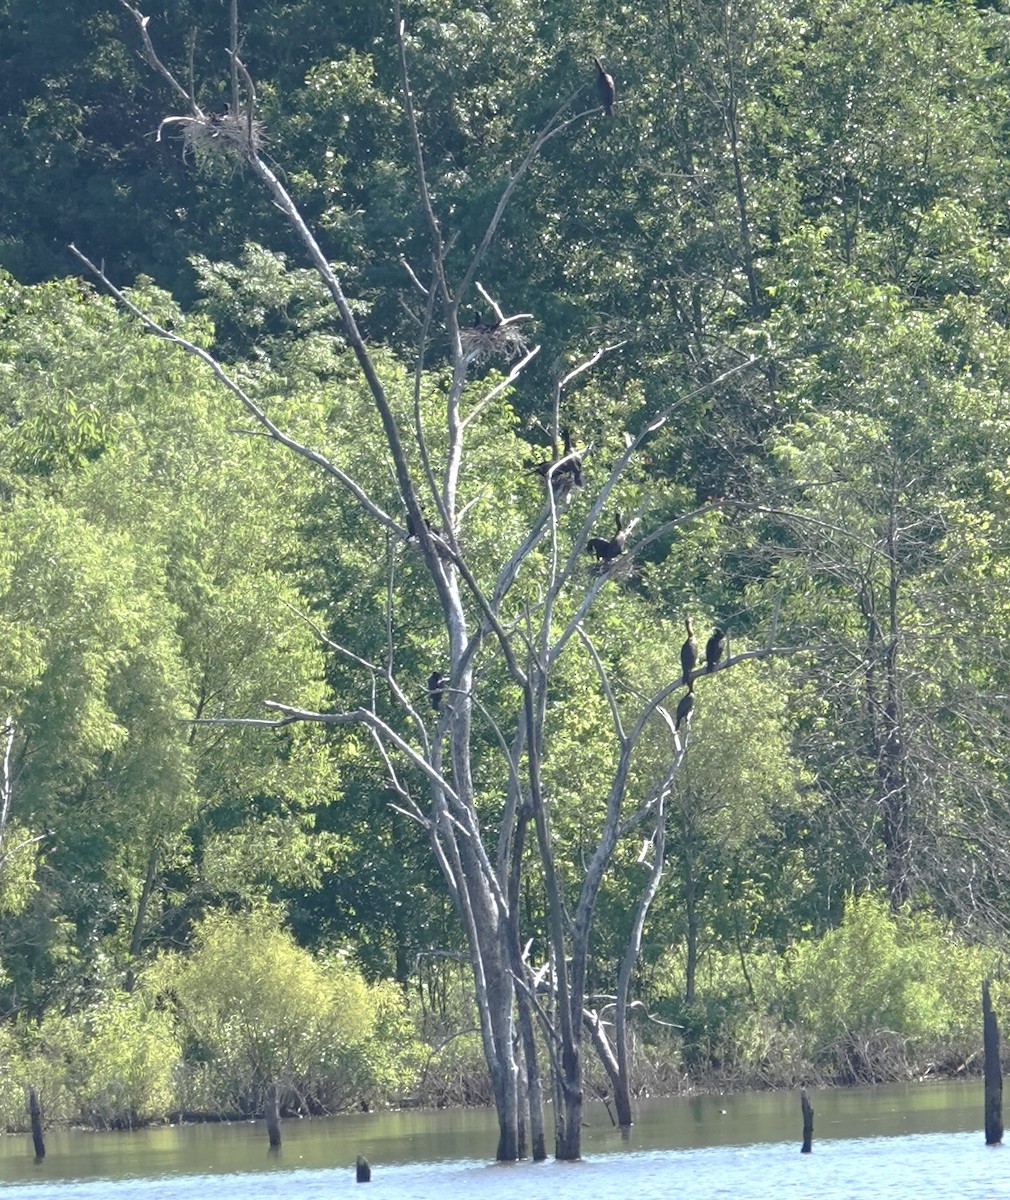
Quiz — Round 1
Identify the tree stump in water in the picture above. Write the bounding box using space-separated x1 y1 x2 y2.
356 1154 371 1182
27 1087 44 1163
983 979 1003 1146
266 1083 281 1151
800 1088 813 1154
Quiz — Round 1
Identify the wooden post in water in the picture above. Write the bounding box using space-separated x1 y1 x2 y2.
27 1086 45 1162
799 1088 813 1154
983 979 1003 1146
266 1083 281 1151
356 1154 371 1182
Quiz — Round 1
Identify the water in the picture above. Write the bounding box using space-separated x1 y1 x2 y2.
1 1082 1006 1199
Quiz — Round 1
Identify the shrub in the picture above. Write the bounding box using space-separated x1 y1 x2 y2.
785 893 996 1081
0 992 180 1130
145 905 422 1114
53 992 179 1128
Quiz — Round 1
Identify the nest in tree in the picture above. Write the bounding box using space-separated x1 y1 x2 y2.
165 111 264 162
460 320 530 365
589 554 635 582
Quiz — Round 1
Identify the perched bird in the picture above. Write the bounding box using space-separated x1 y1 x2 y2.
427 670 445 712
559 427 583 487
406 512 441 540
528 427 582 493
472 311 500 334
680 617 698 685
705 628 726 673
675 685 695 731
594 57 616 117
587 511 626 562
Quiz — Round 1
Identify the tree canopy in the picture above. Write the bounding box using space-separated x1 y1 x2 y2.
3 0 1010 1159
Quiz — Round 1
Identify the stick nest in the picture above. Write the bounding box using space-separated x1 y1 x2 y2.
589 554 635 582
171 111 264 161
460 321 530 365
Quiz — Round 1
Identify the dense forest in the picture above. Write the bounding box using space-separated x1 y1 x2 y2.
3 0 1010 1158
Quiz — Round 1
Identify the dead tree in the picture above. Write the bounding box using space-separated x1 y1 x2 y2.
86 0 777 1162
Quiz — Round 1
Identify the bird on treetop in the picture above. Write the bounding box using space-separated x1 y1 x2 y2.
675 684 695 731
681 617 698 685
594 57 616 118
705 628 727 673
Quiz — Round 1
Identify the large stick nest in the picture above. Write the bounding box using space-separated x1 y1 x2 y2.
460 320 530 365
162 111 264 162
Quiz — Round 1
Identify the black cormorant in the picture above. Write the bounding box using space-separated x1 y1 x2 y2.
406 512 442 540
594 57 616 117
587 511 626 561
427 671 445 712
705 628 726 673
675 684 694 731
472 311 500 334
559 427 583 487
528 428 581 493
680 617 698 685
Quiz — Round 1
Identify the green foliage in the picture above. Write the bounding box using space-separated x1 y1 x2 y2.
651 894 999 1087
786 894 996 1082
0 991 180 1130
146 906 423 1113
406 963 495 1107
0 820 40 918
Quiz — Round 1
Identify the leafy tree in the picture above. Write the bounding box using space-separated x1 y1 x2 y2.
0 274 336 1010
750 263 1010 919
787 893 997 1082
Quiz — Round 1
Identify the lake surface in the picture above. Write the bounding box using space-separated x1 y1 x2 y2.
1 1081 1006 1199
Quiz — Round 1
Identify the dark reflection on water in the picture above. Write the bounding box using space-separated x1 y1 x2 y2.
0 1081 1004 1200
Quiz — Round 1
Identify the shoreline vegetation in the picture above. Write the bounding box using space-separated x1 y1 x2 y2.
0 895 1002 1136
6 0 1010 1163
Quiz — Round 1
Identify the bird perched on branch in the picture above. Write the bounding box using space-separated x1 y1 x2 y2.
705 628 726 673
427 671 445 712
406 512 440 541
675 684 694 731
559 427 583 487
594 57 616 117
527 427 583 493
406 511 455 563
587 511 626 562
680 617 698 685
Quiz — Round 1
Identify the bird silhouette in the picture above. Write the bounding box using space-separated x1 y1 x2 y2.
705 628 726 673
681 617 698 685
675 685 695 731
587 511 626 561
427 671 445 712
594 57 616 117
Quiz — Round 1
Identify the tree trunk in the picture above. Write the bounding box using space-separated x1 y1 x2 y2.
800 1088 814 1153
684 856 699 1005
505 805 547 1161
124 842 160 992
880 508 911 908
27 1086 44 1163
608 782 672 1131
587 1010 633 1130
553 1043 584 1161
266 1082 281 1150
